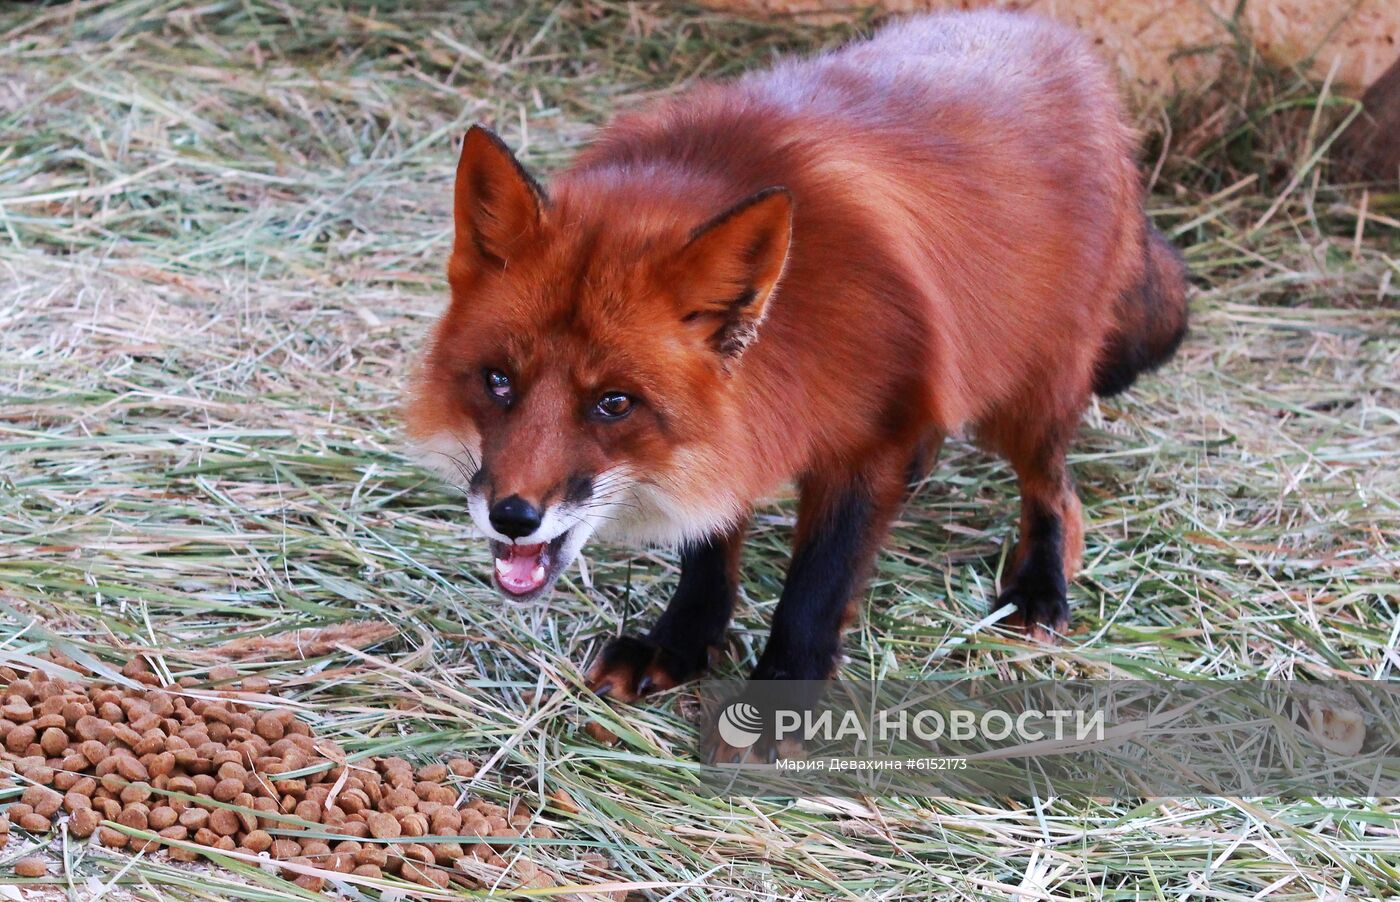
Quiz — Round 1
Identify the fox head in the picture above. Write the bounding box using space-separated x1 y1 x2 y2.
407 126 792 600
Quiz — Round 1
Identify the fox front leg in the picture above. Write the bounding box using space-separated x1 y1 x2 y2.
700 450 910 764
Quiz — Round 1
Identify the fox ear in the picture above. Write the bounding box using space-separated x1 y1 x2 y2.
671 187 792 360
453 125 546 269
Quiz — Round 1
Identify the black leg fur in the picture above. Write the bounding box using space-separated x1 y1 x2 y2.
753 488 872 681
701 475 899 763
996 502 1069 637
647 532 742 673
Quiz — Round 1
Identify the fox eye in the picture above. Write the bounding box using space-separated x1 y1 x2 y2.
484 369 513 404
594 392 634 420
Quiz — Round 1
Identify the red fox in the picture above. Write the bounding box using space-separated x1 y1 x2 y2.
407 11 1186 760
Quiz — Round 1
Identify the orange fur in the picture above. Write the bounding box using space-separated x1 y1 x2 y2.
407 11 1185 647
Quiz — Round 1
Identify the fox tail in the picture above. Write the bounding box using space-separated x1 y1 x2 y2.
1093 223 1189 397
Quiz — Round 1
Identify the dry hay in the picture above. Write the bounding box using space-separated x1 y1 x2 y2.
0 1 1396 899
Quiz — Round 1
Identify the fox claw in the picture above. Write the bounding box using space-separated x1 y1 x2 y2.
584 634 706 703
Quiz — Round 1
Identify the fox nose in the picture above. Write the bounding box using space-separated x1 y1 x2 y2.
489 495 542 539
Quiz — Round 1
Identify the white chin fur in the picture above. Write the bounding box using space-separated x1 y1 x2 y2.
590 469 744 549
554 522 596 580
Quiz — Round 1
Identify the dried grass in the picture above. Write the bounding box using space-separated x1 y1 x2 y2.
1 1 1397 899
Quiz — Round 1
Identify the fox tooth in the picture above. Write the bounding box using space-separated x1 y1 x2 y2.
530 564 545 583
495 558 510 576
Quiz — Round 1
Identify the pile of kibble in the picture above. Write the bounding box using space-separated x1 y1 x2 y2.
0 656 558 892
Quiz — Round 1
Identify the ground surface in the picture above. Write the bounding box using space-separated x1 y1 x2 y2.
2 1 1398 899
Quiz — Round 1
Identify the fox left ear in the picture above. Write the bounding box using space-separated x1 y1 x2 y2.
670 187 792 360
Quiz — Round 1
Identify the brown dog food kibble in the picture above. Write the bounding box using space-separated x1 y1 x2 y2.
241 828 273 852
14 857 47 877
0 658 564 896
253 713 284 742
97 826 128 849
70 808 101 838
400 811 429 837
77 739 106 765
4 725 34 753
208 808 240 836
149 806 179 830
117 805 149 831
211 778 242 802
177 807 208 830
208 665 237 684
354 845 388 868
39 727 68 756
365 811 400 839
293 874 324 892
115 756 148 782
301 839 332 858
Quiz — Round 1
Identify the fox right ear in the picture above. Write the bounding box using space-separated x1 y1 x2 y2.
453 125 546 269
670 187 793 361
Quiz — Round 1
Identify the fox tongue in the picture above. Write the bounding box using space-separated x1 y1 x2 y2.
494 543 546 594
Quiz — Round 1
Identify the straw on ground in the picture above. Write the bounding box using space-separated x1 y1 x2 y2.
1 1 1397 898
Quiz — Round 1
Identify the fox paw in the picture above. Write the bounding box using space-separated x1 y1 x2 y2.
997 583 1069 643
585 635 709 703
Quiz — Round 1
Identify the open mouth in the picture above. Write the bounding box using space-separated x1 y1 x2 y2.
490 530 573 598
